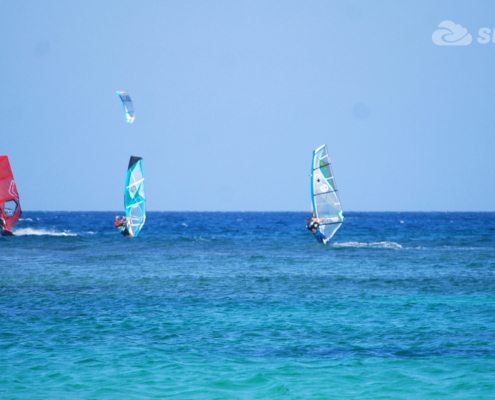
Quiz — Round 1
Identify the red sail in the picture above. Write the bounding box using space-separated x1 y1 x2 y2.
0 156 22 231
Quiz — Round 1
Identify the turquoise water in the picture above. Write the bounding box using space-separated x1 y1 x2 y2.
1 212 495 399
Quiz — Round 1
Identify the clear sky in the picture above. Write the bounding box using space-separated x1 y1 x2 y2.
1 1 494 211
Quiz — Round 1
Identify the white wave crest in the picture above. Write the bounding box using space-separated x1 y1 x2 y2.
14 228 77 237
334 241 402 249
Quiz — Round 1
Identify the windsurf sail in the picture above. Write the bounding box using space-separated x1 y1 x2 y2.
0 155 22 231
124 156 146 237
116 91 135 123
310 145 343 243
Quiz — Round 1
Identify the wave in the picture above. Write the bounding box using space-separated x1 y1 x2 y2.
13 228 77 237
333 241 403 249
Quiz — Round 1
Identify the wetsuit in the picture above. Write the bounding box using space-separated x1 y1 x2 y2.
306 220 319 234
307 219 327 243
115 219 131 237
0 217 13 236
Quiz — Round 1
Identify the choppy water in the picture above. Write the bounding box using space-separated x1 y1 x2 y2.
1 212 495 399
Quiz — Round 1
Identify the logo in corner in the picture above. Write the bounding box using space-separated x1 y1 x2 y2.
432 20 472 45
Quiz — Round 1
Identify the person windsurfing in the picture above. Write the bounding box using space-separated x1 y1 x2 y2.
306 213 327 243
0 211 13 236
114 215 133 237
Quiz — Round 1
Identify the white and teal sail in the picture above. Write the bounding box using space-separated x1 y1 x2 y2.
125 156 146 237
310 145 343 243
116 91 135 123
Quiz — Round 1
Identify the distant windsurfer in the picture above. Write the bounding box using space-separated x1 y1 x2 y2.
0 213 13 236
114 216 133 237
306 213 327 244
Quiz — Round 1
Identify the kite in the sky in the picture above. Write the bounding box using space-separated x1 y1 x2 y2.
116 91 135 123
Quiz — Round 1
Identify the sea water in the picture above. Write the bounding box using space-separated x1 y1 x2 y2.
1 212 495 399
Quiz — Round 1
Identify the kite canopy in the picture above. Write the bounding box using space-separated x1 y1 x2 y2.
0 155 22 231
116 91 135 123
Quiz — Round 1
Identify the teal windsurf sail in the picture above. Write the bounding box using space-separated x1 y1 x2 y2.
116 91 135 123
310 145 343 243
124 156 146 237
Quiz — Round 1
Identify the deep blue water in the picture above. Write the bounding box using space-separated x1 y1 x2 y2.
1 212 495 399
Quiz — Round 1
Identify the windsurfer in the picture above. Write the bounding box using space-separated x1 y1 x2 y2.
114 216 132 237
0 212 13 236
306 214 327 243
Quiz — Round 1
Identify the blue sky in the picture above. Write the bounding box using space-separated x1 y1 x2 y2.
1 1 494 211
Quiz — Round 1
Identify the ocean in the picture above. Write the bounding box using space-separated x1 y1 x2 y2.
1 211 495 399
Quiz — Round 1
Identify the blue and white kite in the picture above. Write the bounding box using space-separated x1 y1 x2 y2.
116 91 135 124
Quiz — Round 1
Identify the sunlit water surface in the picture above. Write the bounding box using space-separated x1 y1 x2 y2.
1 212 495 399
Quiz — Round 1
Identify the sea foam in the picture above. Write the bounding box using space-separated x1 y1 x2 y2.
14 228 77 236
